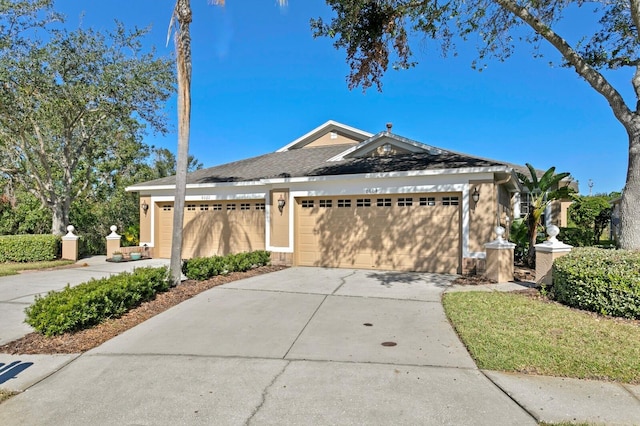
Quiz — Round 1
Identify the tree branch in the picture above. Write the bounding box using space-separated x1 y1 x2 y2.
494 0 634 125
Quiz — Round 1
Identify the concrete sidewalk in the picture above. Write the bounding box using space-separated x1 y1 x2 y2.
0 256 170 346
1 267 639 425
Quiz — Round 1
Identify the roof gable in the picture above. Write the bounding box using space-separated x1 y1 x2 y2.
327 132 443 161
276 120 372 152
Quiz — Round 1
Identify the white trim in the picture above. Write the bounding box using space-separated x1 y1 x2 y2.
264 192 272 250
461 185 470 259
466 252 487 259
261 166 512 185
127 166 513 193
275 120 372 152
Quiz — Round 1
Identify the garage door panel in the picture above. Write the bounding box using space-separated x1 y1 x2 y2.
295 194 461 273
157 200 265 259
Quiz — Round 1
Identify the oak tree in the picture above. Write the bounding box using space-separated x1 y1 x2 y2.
0 22 174 235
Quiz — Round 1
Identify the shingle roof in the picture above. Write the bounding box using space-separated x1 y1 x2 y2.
129 143 509 189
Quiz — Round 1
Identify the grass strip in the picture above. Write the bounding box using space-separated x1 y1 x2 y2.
0 260 75 277
442 291 640 383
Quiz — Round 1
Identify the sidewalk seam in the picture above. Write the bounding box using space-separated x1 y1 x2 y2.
480 370 540 423
244 360 290 426
621 383 640 404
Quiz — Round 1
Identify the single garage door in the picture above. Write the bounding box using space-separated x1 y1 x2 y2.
295 194 461 274
155 200 266 259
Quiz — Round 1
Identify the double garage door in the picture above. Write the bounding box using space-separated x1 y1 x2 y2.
156 200 266 259
295 193 461 274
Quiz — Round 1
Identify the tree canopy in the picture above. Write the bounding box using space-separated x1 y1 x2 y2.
0 19 174 234
313 0 640 250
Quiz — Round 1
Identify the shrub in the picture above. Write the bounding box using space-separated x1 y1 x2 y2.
25 267 169 336
552 247 640 319
182 250 271 281
558 227 594 247
0 234 60 262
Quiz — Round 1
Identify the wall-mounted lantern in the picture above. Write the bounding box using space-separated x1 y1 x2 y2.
141 200 149 215
472 187 480 203
277 195 286 214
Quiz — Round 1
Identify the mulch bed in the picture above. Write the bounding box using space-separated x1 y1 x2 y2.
451 265 536 286
0 265 286 355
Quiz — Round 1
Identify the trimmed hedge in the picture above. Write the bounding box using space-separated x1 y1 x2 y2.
25 267 170 336
552 247 640 319
182 250 271 281
558 227 594 247
0 234 60 262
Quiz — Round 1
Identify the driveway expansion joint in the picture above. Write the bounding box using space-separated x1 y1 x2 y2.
282 295 328 359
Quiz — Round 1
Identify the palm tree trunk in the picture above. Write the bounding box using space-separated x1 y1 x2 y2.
170 0 192 285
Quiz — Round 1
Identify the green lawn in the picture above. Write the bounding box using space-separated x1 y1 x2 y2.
0 260 75 277
442 291 640 383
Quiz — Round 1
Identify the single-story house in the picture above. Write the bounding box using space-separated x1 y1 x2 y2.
126 120 573 274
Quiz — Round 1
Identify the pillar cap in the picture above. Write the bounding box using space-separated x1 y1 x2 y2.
62 225 79 241
535 225 572 252
485 226 516 249
106 225 120 240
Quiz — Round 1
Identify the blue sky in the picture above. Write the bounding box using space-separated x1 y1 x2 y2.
55 0 628 194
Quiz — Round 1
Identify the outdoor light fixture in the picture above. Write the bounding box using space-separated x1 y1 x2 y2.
141 200 149 215
472 187 480 203
277 195 286 214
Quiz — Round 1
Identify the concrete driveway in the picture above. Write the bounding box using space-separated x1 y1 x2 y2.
0 267 536 425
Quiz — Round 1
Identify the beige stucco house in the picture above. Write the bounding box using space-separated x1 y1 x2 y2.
127 120 571 274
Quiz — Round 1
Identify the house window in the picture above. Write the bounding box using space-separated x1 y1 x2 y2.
162 205 172 211
356 198 371 207
442 196 460 206
255 203 265 210
420 197 436 206
227 203 236 211
199 204 209 211
240 203 251 210
319 199 332 208
212 204 222 211
520 193 531 218
302 200 314 208
397 197 413 207
337 199 351 208
186 204 196 211
376 198 391 207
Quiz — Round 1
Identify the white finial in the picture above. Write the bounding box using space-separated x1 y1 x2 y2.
547 225 560 242
64 225 77 238
495 226 505 241
108 225 120 238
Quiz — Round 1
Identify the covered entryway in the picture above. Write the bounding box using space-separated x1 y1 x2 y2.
155 200 266 259
295 194 461 273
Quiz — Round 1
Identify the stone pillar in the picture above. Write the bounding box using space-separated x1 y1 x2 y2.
484 226 516 283
106 225 121 259
535 225 572 286
61 225 79 261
